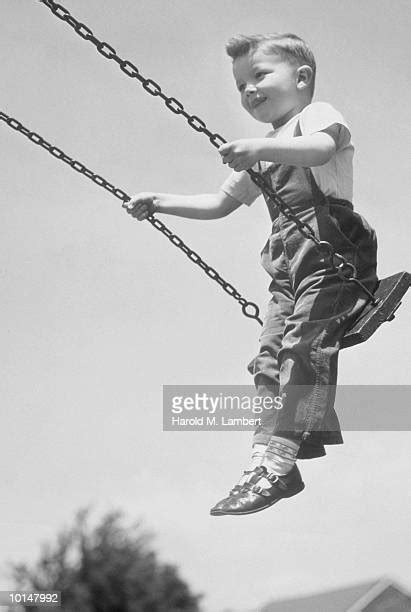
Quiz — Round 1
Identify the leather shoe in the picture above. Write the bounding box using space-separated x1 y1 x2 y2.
209 470 253 516
215 465 305 516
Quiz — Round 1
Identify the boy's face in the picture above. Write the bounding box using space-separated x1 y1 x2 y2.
233 48 306 128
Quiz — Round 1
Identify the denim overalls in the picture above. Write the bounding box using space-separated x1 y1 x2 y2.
249 123 378 459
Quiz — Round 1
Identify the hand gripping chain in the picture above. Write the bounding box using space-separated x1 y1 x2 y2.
37 0 377 306
0 111 262 324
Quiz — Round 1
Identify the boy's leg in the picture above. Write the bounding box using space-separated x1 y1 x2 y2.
215 283 375 516
249 275 295 446
249 230 330 459
251 200 378 445
270 201 378 439
210 241 294 516
272 278 371 437
248 287 304 479
216 203 377 515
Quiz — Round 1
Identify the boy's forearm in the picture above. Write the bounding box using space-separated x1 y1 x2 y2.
156 193 230 220
258 133 336 167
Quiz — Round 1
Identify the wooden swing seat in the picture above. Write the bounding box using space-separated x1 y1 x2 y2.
342 271 411 348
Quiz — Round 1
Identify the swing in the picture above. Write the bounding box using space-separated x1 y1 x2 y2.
3 0 410 350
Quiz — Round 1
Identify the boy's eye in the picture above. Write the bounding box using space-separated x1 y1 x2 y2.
255 71 266 79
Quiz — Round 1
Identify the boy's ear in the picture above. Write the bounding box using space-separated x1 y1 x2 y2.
296 65 313 90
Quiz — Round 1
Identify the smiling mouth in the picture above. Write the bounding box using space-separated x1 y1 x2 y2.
250 97 267 110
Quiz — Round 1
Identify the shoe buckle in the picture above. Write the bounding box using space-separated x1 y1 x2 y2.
252 484 271 497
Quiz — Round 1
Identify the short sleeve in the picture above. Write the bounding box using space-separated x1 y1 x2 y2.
220 169 262 206
299 102 352 150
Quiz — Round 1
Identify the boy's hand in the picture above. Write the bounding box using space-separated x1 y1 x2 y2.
218 139 264 172
123 192 159 220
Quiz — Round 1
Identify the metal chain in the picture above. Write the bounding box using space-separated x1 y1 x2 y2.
37 0 377 304
0 110 262 324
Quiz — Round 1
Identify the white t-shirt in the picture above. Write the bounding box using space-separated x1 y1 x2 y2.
220 101 354 205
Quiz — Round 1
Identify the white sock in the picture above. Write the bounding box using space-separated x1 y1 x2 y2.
261 435 300 478
237 443 267 486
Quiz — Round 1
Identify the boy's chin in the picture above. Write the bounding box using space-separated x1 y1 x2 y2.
248 111 274 124
246 107 277 124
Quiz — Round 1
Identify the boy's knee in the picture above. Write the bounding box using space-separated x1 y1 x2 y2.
248 351 279 383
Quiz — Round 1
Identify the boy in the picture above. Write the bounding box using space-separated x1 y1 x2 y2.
125 33 378 516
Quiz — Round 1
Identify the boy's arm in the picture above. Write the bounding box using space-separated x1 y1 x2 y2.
219 128 338 172
124 190 243 221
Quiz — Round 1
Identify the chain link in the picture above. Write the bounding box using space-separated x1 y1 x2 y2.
37 0 377 305
37 0 227 149
0 110 262 324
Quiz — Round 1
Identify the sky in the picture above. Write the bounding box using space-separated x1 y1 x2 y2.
1 1 410 611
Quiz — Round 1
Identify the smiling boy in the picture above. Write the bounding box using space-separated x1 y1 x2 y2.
125 33 378 516
220 42 336 169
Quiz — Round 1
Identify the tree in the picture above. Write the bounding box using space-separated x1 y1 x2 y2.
11 508 202 612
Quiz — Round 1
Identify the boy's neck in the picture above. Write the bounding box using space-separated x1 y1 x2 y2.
271 101 311 130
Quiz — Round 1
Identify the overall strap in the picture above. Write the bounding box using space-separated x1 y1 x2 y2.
257 160 279 221
294 119 327 206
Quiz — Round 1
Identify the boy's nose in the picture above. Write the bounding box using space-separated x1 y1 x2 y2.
245 83 257 96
